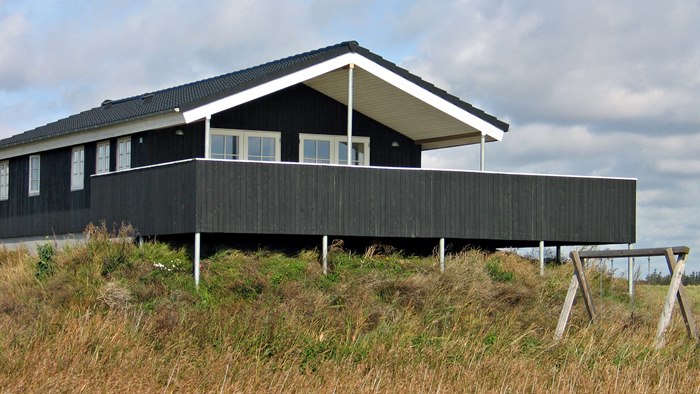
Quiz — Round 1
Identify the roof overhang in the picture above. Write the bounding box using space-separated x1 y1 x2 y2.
182 53 505 150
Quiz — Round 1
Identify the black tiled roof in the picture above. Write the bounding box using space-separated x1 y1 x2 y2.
0 41 508 148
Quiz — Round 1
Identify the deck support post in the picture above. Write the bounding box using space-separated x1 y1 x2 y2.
539 241 545 276
194 232 201 289
628 243 634 300
138 236 144 247
322 235 328 275
480 134 485 171
346 64 354 165
204 115 211 159
556 245 561 264
439 238 445 272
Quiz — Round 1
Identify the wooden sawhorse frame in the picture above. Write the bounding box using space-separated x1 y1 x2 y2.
555 246 698 348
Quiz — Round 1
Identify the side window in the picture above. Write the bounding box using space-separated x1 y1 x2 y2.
117 137 131 170
0 161 8 200
28 155 40 196
96 141 110 174
299 134 369 166
71 146 85 190
209 129 280 161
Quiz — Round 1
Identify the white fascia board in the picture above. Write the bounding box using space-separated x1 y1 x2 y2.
349 55 504 141
182 53 505 141
0 112 185 160
183 54 356 123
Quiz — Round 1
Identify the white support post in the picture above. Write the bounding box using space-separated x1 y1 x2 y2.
138 236 144 247
480 133 485 171
322 235 328 275
439 238 445 273
539 241 545 276
628 243 634 300
346 64 354 166
204 115 211 159
194 232 201 289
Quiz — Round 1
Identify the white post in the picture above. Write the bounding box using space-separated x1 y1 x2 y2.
628 243 634 299
539 241 545 276
138 236 144 247
480 134 485 171
204 115 211 159
322 235 328 275
194 232 201 289
439 238 445 273
346 64 354 165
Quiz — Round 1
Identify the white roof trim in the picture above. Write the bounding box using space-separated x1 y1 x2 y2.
0 112 185 160
182 53 504 141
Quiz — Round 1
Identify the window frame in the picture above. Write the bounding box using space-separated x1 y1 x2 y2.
298 134 370 166
96 140 111 174
209 128 281 162
0 160 8 201
117 137 131 171
71 146 85 191
28 155 40 196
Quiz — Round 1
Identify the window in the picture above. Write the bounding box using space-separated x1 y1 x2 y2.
0 161 8 201
299 134 370 166
117 137 131 170
71 146 85 190
210 129 281 161
28 155 40 196
96 141 110 174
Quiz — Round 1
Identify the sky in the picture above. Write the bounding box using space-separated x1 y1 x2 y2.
1 0 699 274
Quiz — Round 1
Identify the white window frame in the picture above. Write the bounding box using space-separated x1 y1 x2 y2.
71 146 85 191
0 160 8 201
117 137 131 170
299 134 370 166
28 155 40 196
96 140 110 174
209 128 281 162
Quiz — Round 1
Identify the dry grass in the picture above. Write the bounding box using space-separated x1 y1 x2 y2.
0 240 698 393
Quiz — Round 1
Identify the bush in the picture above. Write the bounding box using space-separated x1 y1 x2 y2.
35 243 55 280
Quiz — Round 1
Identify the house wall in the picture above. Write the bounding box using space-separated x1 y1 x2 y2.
211 84 422 167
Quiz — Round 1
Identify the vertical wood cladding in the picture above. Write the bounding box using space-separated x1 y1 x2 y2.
89 160 636 245
211 84 422 167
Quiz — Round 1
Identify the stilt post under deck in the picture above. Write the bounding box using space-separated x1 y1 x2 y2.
194 232 201 289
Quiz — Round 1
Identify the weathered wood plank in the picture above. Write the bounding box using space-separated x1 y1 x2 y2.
555 275 580 340
654 250 689 348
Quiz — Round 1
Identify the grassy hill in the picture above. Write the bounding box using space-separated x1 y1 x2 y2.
1 227 698 392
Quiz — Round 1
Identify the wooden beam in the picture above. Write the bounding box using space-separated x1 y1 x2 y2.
415 132 481 145
555 275 579 340
577 246 689 259
654 249 689 348
571 251 596 321
662 249 698 342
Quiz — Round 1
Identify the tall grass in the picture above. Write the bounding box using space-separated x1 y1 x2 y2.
0 234 698 392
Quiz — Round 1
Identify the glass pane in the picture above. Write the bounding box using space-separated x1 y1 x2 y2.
262 138 275 158
338 141 348 164
303 140 316 161
318 140 330 162
353 142 365 165
212 135 225 156
248 136 261 158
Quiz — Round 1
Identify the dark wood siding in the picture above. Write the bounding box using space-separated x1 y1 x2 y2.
131 122 205 167
89 160 636 245
211 84 421 167
91 160 196 236
0 146 92 238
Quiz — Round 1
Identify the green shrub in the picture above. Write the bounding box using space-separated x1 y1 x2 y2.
35 243 55 280
485 257 514 283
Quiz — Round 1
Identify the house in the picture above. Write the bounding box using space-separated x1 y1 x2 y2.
0 41 636 266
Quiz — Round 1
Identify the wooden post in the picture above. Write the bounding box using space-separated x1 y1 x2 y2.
555 275 579 340
480 134 485 171
439 238 445 273
571 251 595 321
322 235 328 275
556 245 561 264
628 243 634 301
655 249 696 348
346 64 354 165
